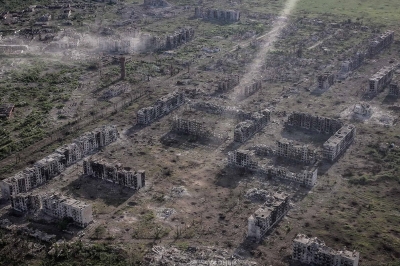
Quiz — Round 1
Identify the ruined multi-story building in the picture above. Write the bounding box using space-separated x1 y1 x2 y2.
323 124 356 162
247 192 290 240
41 194 93 228
369 66 394 94
389 78 399 97
10 193 92 227
165 27 195 50
276 138 317 165
194 7 240 22
10 193 42 213
83 159 145 190
227 150 258 170
0 126 118 199
339 52 365 80
234 109 270 143
171 117 211 138
317 72 335 90
217 75 239 92
137 90 185 125
367 30 394 57
286 112 343 134
260 166 318 187
292 234 360 266
236 80 262 99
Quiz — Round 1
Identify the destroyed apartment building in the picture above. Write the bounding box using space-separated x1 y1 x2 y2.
368 66 394 94
286 112 343 134
353 102 372 117
0 125 118 199
292 234 360 266
137 90 185 125
194 7 240 22
171 116 211 138
83 159 145 190
236 80 262 99
276 138 317 165
0 103 14 119
338 52 365 80
10 193 93 228
165 27 195 50
247 192 290 240
317 72 336 90
388 77 399 97
217 75 239 92
367 30 394 57
227 150 318 187
323 124 356 162
234 109 270 143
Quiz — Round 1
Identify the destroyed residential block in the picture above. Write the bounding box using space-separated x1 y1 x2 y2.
286 112 343 134
227 150 258 170
323 124 356 162
41 194 93 227
276 138 317 165
292 234 360 266
11 192 93 227
137 90 185 125
217 75 239 92
236 80 262 99
165 27 194 50
339 52 365 80
259 166 318 187
234 109 270 143
367 30 394 57
369 66 394 94
0 103 14 119
247 192 290 240
0 125 118 199
10 193 41 213
83 159 145 190
194 7 240 22
317 72 335 90
389 79 399 97
171 117 211 138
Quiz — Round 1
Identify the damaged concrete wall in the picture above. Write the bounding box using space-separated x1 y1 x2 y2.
317 72 336 90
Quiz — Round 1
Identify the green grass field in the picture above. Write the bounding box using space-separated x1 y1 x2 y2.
295 0 400 26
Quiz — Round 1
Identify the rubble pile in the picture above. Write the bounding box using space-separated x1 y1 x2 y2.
245 188 270 202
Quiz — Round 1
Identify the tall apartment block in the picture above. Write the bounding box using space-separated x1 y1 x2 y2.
83 159 145 190
227 150 258 170
217 75 239 92
247 192 290 240
339 52 365 80
367 30 394 57
171 117 211 138
0 125 119 199
286 112 343 134
369 66 394 94
41 194 93 228
194 7 240 22
292 234 359 266
323 124 356 162
234 109 270 143
10 193 93 228
276 138 317 165
137 90 185 125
